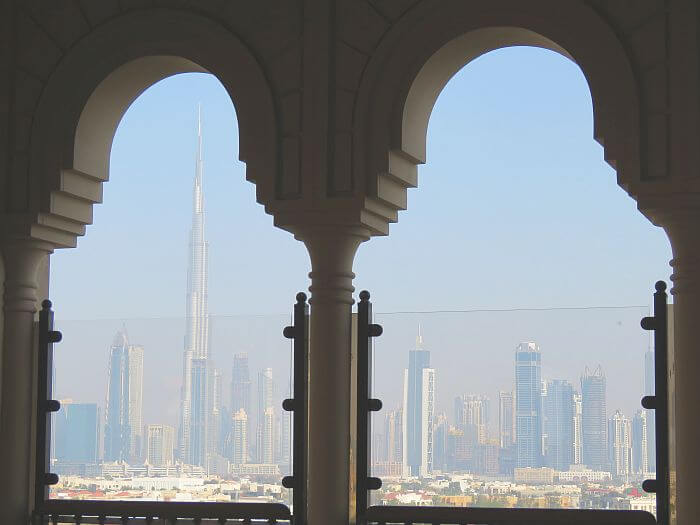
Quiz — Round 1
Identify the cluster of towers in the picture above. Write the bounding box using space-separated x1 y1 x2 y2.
374 339 656 480
53 109 290 473
509 342 655 478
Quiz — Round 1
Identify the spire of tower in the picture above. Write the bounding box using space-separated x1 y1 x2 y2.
416 324 423 349
196 102 203 185
197 102 203 159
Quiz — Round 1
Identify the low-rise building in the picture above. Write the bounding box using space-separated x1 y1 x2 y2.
514 467 555 484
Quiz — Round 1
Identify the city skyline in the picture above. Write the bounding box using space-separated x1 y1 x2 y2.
50 52 667 439
373 338 655 481
52 309 654 451
53 324 655 484
49 51 666 474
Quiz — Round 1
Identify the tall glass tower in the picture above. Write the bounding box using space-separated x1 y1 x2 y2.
581 365 608 471
104 331 142 463
256 368 275 463
55 402 99 464
178 106 211 466
543 379 574 471
498 391 515 449
515 342 542 468
403 330 435 476
231 353 251 415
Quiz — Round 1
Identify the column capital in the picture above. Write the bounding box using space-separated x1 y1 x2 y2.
293 224 371 306
638 192 700 296
1 239 54 313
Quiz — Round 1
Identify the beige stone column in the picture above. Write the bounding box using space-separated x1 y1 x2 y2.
642 199 700 525
0 240 53 525
297 225 369 525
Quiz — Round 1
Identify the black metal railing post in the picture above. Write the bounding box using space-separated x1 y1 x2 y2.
641 281 669 524
35 299 62 510
282 292 309 525
357 291 383 524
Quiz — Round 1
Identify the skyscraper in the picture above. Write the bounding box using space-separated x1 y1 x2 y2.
230 409 248 465
433 413 448 472
280 411 291 469
260 406 276 464
455 394 489 446
581 365 608 471
632 409 649 475
257 368 275 463
609 409 632 479
573 392 583 465
178 106 211 466
515 342 542 468
128 345 144 460
543 379 575 471
104 331 143 463
55 402 99 464
147 425 174 467
498 391 515 449
403 331 435 476
189 358 209 467
231 353 252 415
385 408 403 464
209 368 222 457
401 369 409 476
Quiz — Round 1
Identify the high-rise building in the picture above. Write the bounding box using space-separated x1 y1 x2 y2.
280 411 291 469
55 402 99 464
515 342 542 468
455 394 489 445
231 353 252 415
128 345 144 460
401 369 409 476
178 106 211 467
498 391 515 449
543 379 575 471
632 409 649 475
208 367 222 457
403 331 435 476
105 331 129 462
573 392 583 465
104 331 143 463
644 349 656 473
189 358 209 467
256 368 276 463
581 365 608 471
476 440 500 475
609 409 632 479
260 406 276 464
433 413 448 472
230 409 248 465
147 424 174 467
385 408 403 464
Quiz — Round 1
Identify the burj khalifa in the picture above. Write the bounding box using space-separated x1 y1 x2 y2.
178 106 210 467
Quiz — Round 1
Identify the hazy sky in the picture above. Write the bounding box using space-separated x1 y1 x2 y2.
50 47 672 436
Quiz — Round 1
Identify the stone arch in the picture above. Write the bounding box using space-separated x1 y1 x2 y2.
27 9 278 248
354 0 643 233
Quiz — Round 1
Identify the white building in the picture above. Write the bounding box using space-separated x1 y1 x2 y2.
556 465 612 483
609 410 632 479
147 424 175 467
230 408 248 465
